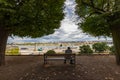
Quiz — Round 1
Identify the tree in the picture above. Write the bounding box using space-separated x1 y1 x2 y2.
79 45 93 55
76 0 120 65
0 0 64 66
92 42 108 53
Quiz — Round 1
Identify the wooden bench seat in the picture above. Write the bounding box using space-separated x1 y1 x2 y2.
44 54 76 65
46 57 65 60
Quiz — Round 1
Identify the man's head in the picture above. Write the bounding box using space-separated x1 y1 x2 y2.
68 47 71 49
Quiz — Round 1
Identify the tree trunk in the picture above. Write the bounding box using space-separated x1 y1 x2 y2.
111 27 120 65
0 28 9 66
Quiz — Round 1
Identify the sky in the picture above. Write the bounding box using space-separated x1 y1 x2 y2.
8 0 112 43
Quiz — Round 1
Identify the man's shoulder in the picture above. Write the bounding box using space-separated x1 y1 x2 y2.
65 49 72 53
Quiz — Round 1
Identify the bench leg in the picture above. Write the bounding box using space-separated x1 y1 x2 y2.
70 59 73 64
44 60 47 64
70 59 75 65
64 59 66 64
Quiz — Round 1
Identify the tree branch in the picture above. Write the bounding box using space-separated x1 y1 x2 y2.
81 0 106 14
90 0 94 7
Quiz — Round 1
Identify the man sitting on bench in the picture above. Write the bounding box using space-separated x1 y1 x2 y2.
64 47 73 64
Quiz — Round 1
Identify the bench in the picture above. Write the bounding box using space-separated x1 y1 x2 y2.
44 54 76 65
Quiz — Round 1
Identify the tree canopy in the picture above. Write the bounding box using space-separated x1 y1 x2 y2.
76 0 120 36
0 0 64 38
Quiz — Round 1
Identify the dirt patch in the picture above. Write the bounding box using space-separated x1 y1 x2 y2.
0 55 120 80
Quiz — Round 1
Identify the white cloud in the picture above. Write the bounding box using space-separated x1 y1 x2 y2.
7 0 112 43
46 0 86 41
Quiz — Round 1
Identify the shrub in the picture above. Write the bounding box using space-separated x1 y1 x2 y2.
109 46 115 55
79 45 93 55
92 42 108 53
46 50 56 54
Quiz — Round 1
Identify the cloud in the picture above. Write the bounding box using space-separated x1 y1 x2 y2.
7 0 112 43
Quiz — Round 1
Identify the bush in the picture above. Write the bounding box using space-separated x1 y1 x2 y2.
92 42 108 53
109 46 115 55
46 50 56 54
79 45 93 55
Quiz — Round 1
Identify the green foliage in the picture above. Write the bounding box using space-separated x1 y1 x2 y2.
109 46 115 55
0 0 64 38
6 48 19 55
80 15 110 36
92 42 108 53
79 45 93 55
76 0 120 37
46 50 56 54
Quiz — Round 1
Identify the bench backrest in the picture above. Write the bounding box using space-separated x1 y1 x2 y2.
44 53 75 57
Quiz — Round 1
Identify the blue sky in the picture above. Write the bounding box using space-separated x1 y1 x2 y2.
8 0 112 43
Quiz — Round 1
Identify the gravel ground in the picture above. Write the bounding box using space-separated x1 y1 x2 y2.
0 55 120 80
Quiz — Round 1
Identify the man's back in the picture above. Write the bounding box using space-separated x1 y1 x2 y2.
65 49 72 54
64 47 73 64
